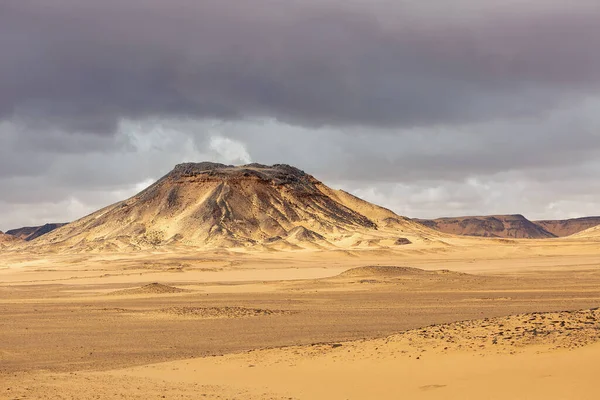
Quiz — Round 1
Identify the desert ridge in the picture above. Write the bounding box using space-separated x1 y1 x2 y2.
5 213 600 247
6 223 67 241
414 214 600 239
414 214 556 238
535 216 600 237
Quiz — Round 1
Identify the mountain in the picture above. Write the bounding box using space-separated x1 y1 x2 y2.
34 162 436 252
6 223 67 241
534 217 600 237
414 215 556 239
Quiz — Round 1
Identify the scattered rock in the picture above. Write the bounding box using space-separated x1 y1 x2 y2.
394 237 412 245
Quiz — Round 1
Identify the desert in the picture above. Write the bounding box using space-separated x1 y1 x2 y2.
2 163 600 399
3 2 600 398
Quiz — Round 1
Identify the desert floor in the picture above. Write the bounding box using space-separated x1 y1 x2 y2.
2 237 600 399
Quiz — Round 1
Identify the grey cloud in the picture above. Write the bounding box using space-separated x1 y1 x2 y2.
1 0 600 132
1 1 600 230
211 97 600 183
1 112 600 230
336 167 600 221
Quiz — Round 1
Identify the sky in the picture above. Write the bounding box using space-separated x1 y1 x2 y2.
1 0 600 231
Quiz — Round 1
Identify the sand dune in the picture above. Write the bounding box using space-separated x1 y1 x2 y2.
337 265 459 278
108 282 189 296
571 224 600 238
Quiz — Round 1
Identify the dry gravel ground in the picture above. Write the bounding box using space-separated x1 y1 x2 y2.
2 245 600 399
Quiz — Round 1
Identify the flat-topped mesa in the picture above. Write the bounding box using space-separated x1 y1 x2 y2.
166 162 319 187
414 214 556 239
535 216 600 237
30 161 429 251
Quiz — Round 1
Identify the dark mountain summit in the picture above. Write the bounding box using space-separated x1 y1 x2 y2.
7 223 67 241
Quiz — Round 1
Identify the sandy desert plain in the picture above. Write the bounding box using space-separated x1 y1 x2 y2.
2 163 600 399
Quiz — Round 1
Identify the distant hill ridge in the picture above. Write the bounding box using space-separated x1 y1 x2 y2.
7 223 67 241
415 215 600 239
5 163 598 249
534 217 600 237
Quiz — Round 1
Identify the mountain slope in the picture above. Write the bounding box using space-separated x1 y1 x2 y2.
34 163 436 251
534 217 600 237
570 224 600 239
7 223 67 241
414 215 556 239
0 231 24 249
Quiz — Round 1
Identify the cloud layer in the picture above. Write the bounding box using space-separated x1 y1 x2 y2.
3 0 600 130
1 0 599 229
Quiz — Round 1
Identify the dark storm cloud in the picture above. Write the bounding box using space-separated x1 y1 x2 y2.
2 0 600 132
